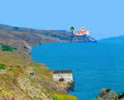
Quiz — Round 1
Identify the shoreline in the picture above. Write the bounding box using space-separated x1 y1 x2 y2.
31 44 76 95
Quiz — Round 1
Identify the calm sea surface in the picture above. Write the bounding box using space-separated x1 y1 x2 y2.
32 41 124 100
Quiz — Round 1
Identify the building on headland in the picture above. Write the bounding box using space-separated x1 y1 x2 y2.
75 26 89 36
53 70 73 82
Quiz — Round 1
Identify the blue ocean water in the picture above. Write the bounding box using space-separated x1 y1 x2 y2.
32 41 124 100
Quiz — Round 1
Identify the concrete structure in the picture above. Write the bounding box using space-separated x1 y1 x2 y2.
53 70 73 82
75 26 89 36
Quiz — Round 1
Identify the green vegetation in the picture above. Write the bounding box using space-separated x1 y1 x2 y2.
29 72 35 77
0 45 17 52
52 94 77 100
70 26 75 35
0 64 5 70
0 88 13 97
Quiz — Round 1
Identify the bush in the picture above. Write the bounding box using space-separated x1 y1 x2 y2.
0 64 5 70
0 45 17 52
29 72 35 77
52 94 77 100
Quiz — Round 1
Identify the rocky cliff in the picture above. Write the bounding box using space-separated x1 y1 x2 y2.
96 88 124 100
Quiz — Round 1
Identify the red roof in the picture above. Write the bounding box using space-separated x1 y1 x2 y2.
54 70 72 74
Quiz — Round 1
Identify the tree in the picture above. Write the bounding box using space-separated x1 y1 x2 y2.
70 26 75 35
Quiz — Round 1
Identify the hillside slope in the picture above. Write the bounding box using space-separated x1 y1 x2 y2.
0 24 96 46
0 49 72 100
0 24 79 100
100 36 124 43
0 24 96 100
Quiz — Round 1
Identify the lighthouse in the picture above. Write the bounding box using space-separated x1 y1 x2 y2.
75 26 89 36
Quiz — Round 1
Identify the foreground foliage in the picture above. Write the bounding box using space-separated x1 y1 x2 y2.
53 94 77 100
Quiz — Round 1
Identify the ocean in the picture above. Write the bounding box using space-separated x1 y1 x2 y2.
32 40 124 100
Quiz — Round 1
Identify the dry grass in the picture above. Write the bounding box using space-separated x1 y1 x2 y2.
0 50 60 100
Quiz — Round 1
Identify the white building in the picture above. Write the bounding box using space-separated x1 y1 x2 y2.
75 26 89 36
53 70 73 82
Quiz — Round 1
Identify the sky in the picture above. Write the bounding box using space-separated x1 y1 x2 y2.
0 0 124 39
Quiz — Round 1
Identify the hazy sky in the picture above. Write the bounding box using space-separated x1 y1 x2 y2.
0 0 124 39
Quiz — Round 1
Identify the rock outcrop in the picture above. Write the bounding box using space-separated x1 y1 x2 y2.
97 88 124 100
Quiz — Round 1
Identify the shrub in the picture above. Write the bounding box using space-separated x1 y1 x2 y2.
0 64 5 70
16 66 20 69
29 72 35 77
0 45 17 52
52 94 77 100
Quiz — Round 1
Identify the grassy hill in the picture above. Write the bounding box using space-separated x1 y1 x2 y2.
0 24 80 100
0 49 72 100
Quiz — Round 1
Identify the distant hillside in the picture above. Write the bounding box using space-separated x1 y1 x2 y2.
100 36 124 43
0 24 96 47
